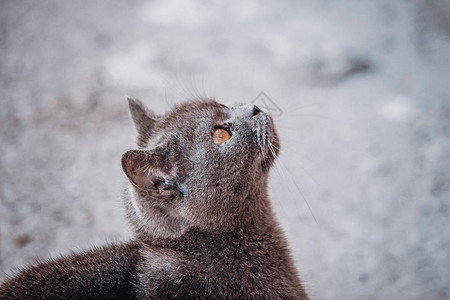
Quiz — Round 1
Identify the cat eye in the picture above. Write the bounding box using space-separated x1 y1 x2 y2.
213 128 231 144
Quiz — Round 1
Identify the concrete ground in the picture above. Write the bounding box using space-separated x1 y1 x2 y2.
1 1 449 299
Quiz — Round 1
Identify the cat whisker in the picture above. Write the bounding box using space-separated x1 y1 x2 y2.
267 142 277 166
269 143 280 152
268 142 318 225
261 141 269 171
273 145 325 191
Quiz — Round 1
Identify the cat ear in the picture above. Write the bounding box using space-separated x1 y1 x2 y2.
121 150 177 196
127 97 157 147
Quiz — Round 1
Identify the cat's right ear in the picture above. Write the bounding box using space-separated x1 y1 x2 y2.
121 150 165 194
121 149 181 198
127 97 157 147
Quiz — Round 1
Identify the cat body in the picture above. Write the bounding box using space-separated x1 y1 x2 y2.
0 98 308 299
0 242 139 299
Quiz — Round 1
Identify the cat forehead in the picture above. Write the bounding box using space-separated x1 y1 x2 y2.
141 99 228 146
163 99 228 123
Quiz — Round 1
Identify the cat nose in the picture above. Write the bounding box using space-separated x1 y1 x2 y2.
252 105 263 117
238 104 265 118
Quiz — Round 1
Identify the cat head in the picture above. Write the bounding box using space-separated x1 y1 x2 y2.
122 98 280 240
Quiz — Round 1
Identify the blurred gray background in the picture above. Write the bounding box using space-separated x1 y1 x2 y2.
1 1 450 299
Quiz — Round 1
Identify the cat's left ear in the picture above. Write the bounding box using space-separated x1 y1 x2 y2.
127 97 158 147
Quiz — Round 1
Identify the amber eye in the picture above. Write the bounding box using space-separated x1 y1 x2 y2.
213 128 231 144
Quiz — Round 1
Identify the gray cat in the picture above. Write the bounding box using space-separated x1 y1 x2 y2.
0 98 309 299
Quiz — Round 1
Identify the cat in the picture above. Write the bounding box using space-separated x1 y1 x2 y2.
0 98 309 299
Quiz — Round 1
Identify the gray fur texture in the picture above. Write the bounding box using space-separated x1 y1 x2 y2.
0 98 308 299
